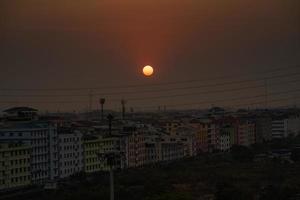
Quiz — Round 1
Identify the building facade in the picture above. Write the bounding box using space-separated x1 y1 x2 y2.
0 122 59 184
0 142 31 190
58 129 83 178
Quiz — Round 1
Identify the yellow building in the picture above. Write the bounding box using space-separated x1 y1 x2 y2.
82 136 103 173
0 142 31 190
164 120 184 136
83 135 124 173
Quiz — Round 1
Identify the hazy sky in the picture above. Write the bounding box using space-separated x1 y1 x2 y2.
0 0 299 111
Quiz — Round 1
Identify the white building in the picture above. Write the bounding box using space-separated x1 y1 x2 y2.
272 116 300 139
58 129 83 178
145 134 185 163
218 134 231 152
171 126 198 157
0 122 59 184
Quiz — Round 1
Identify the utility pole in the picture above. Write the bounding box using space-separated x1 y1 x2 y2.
121 99 126 120
97 152 118 200
100 98 106 121
88 90 93 119
264 79 268 109
96 114 125 200
109 165 114 200
107 114 114 136
97 151 125 200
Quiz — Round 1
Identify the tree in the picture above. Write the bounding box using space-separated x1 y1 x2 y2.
230 145 254 162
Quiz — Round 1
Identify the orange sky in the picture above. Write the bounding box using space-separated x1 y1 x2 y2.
0 0 299 111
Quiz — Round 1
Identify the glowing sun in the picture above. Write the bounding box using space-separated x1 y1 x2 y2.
143 65 154 77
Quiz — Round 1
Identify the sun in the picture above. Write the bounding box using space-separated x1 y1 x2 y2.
143 65 154 77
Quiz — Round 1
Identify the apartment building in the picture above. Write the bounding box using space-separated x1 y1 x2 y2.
272 115 300 139
236 120 255 146
83 135 125 172
58 129 83 178
0 142 31 190
0 122 58 184
123 127 146 168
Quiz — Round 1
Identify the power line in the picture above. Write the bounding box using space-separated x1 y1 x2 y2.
133 96 300 112
0 72 300 98
3 85 296 107
0 64 298 91
119 78 300 102
93 72 300 96
133 88 300 109
0 77 299 105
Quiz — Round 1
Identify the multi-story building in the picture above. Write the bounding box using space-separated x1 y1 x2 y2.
82 135 103 173
0 142 31 190
218 133 231 152
255 116 272 142
207 120 219 152
123 126 146 168
145 134 185 163
58 129 83 178
2 107 38 121
144 135 160 164
272 116 300 139
100 135 126 170
217 125 234 151
0 122 59 184
83 135 125 173
163 120 184 136
190 119 209 153
272 118 288 139
236 120 255 146
158 134 185 162
287 115 300 136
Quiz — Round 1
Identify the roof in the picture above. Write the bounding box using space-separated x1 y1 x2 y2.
3 107 38 113
0 122 50 129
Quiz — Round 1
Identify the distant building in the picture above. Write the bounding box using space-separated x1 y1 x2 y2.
236 120 255 146
58 129 83 178
123 126 146 168
0 142 31 190
190 119 209 153
144 135 160 164
217 125 234 151
163 120 184 136
158 135 185 162
83 135 125 173
207 120 218 152
255 116 272 142
272 115 300 139
145 134 185 163
0 122 59 184
82 136 103 173
2 107 38 121
218 133 231 152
